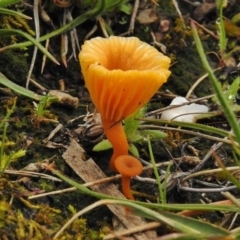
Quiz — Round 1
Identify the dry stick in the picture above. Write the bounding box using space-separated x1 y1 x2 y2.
67 113 93 124
190 18 219 40
128 0 139 33
98 16 109 38
29 78 47 91
150 31 167 53
29 175 121 199
5 170 61 182
66 7 80 61
189 141 224 174
228 213 239 230
26 0 40 89
193 179 226 188
221 192 240 209
84 24 98 40
42 124 63 143
61 9 68 67
41 38 50 74
179 185 238 193
172 0 185 28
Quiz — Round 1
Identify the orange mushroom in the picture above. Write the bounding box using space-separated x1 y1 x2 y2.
114 155 143 200
79 36 171 164
79 36 171 198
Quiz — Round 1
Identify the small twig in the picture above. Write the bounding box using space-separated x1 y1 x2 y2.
228 213 239 230
193 179 225 188
150 31 167 53
29 78 47 91
41 38 50 74
28 186 76 199
190 18 219 40
84 24 98 40
98 16 109 38
4 169 61 182
134 176 158 184
67 113 93 124
146 94 214 117
179 185 237 193
182 166 240 182
185 68 221 98
172 0 185 28
66 7 80 61
190 142 223 174
221 192 240 209
61 9 68 67
128 0 139 34
42 124 63 144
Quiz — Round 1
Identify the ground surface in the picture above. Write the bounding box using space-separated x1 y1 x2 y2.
1 0 240 239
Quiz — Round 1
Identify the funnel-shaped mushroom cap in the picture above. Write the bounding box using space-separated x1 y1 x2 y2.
115 155 143 177
79 36 171 122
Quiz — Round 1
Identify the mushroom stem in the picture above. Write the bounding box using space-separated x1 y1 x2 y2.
114 155 143 200
121 176 134 200
102 119 129 170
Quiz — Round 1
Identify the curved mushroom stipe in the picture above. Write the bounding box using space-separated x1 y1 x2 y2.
114 155 143 200
102 119 129 170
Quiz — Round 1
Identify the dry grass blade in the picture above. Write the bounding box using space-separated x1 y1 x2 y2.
103 222 162 240
5 169 61 181
26 0 40 89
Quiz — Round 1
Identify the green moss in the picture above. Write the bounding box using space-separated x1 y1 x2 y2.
165 45 213 97
0 179 107 239
0 50 28 84
157 0 176 14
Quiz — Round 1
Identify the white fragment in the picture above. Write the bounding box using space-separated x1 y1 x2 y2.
161 96 209 123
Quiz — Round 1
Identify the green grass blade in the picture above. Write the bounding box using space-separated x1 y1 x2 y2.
133 204 229 235
0 0 107 50
0 29 59 65
156 210 229 236
138 118 233 138
216 0 227 53
50 167 240 212
191 21 240 145
147 135 166 203
74 198 230 236
0 7 31 19
0 0 20 7
0 73 44 100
